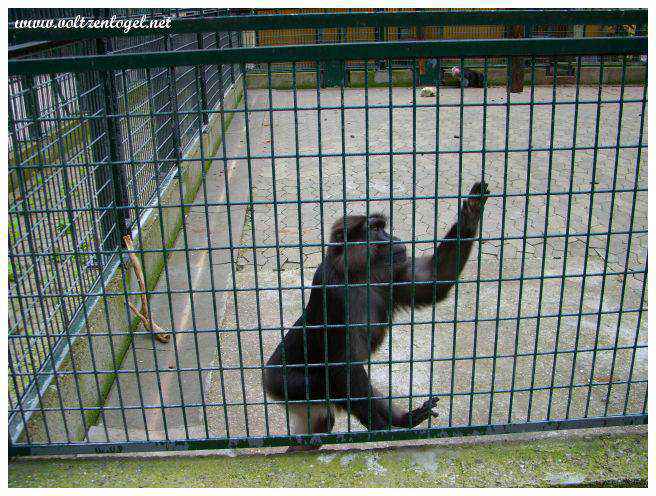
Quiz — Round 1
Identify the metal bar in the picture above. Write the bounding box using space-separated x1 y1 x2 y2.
407 58 418 427
11 97 651 121
507 56 537 423
448 56 465 428
620 83 648 416
291 62 312 436
9 361 648 384
195 33 209 127
190 61 215 439
20 75 44 141
142 64 189 442
96 36 129 244
236 62 257 437
213 64 237 439
9 37 648 75
487 55 513 425
118 67 162 443
363 59 373 432
468 56 489 426
599 57 632 419
48 73 92 438
266 61 283 437
10 414 648 456
9 9 647 43
386 58 395 429
427 56 442 431
314 57 331 439
338 58 352 433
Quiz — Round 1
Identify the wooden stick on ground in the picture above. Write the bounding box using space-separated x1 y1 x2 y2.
123 235 171 343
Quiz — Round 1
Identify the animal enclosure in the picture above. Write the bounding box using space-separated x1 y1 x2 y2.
8 9 647 456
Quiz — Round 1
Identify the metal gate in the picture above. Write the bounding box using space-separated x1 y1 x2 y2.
8 9 647 456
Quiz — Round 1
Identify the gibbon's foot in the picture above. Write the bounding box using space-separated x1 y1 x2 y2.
401 396 440 428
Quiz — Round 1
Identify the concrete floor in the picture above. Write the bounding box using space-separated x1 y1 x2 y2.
88 85 647 446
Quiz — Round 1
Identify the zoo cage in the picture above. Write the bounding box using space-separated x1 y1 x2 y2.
8 9 647 456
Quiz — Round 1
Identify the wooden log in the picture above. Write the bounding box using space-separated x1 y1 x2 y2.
508 25 525 93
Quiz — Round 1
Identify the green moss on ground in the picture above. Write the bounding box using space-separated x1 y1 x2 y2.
9 433 646 488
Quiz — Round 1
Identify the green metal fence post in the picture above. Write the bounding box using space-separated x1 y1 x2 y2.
95 33 129 247
20 75 43 142
196 33 210 126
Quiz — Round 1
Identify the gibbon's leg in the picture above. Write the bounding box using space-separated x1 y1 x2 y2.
286 403 335 453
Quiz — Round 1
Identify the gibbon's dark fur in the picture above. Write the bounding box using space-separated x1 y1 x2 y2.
265 182 489 450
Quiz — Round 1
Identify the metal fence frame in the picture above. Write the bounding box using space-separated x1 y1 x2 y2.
8 9 648 456
9 8 245 449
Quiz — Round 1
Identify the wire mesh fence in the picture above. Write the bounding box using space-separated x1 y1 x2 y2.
8 9 647 456
8 9 244 437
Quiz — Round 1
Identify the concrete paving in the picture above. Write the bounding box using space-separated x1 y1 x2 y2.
89 85 647 446
88 92 261 442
